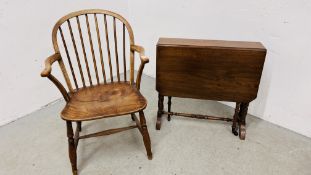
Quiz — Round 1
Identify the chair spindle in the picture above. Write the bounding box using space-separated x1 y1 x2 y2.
123 23 127 81
59 26 79 89
67 20 86 87
94 14 107 84
76 16 93 86
85 14 100 85
104 14 113 82
113 17 120 82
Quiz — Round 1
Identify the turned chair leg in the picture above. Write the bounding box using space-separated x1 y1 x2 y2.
156 94 164 130
66 121 78 175
77 122 82 132
167 96 172 121
139 111 152 160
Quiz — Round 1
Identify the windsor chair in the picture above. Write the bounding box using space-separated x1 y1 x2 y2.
40 9 152 175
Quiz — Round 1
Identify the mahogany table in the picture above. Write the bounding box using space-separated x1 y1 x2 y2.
155 38 267 140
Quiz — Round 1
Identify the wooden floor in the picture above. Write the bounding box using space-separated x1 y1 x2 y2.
1 75 311 175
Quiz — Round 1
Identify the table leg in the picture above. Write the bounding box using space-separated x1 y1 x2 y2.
238 102 249 140
167 96 172 121
156 94 164 130
232 102 241 136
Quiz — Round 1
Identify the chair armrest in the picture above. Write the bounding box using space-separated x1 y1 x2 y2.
130 45 150 90
131 45 150 64
41 53 61 77
40 53 70 101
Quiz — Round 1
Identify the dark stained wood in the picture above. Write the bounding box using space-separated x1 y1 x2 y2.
157 37 265 50
156 94 164 130
167 96 172 121
238 102 249 140
156 38 266 102
41 9 152 175
232 103 241 136
163 111 233 121
156 37 267 140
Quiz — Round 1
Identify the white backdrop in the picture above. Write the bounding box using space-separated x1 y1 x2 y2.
1 0 310 138
0 0 130 125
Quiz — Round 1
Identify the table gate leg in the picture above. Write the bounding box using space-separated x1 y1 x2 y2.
238 102 249 140
232 102 241 136
156 94 164 130
167 96 172 121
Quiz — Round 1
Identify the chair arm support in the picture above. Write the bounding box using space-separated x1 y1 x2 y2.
131 45 150 90
41 53 70 102
47 74 70 102
40 53 61 77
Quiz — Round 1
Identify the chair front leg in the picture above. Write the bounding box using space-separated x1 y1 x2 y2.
138 111 152 160
66 121 78 175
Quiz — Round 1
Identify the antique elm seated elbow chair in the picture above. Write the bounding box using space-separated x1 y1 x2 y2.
40 9 152 175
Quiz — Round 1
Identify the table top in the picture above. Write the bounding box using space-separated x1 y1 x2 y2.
157 37 266 51
156 37 267 102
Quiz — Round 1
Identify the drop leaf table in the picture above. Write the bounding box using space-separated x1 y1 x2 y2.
155 37 267 140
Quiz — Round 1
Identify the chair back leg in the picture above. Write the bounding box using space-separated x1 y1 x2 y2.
139 111 152 160
77 121 82 132
130 113 135 121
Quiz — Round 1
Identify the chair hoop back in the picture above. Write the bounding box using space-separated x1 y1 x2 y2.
51 9 135 91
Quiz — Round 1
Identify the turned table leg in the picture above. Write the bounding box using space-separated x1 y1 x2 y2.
167 96 172 121
232 103 241 136
238 102 249 140
156 94 164 130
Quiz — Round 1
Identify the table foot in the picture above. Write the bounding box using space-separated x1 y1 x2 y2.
239 124 246 140
232 103 241 137
232 127 238 136
238 102 249 140
167 96 172 121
